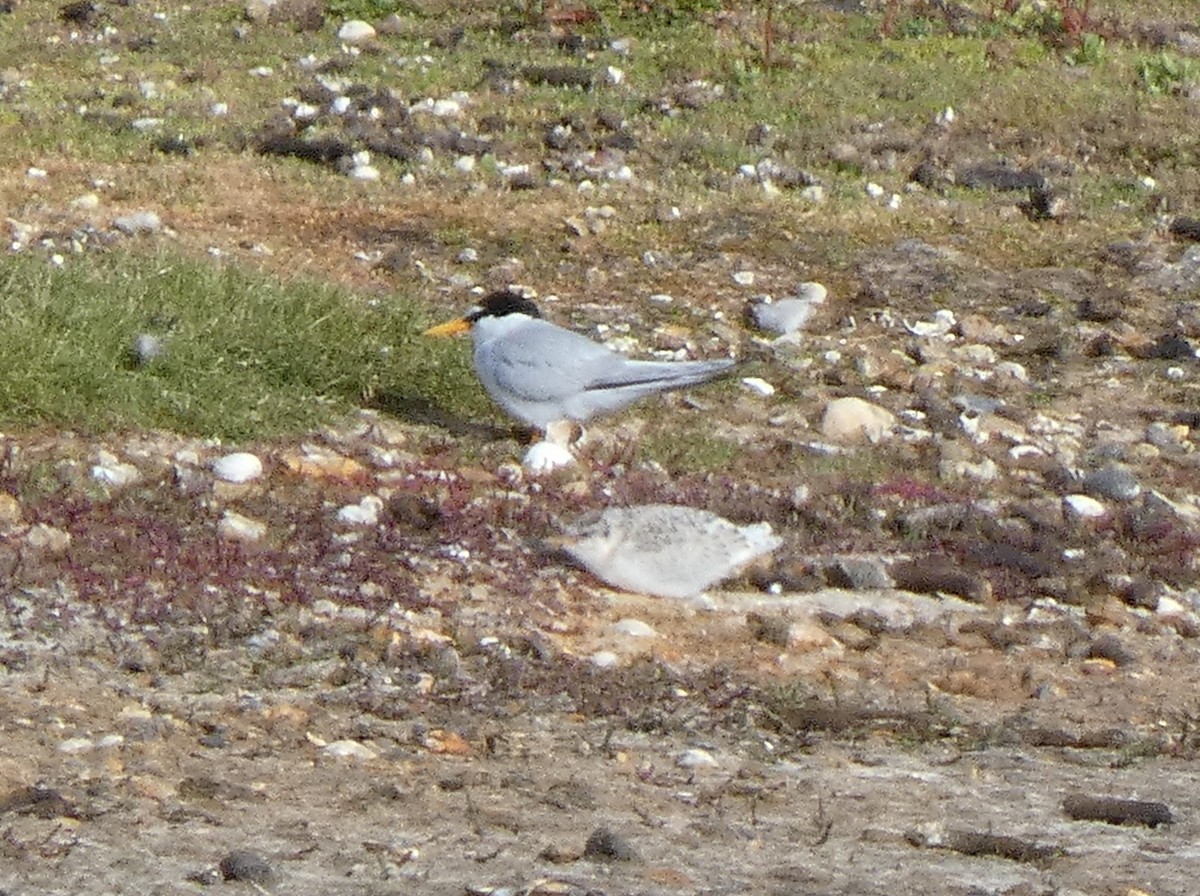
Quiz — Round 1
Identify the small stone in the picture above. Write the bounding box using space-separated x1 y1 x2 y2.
1063 493 1107 520
732 271 755 286
323 740 380 761
676 748 718 769
1082 465 1141 502
583 827 638 862
336 495 383 526
337 19 375 43
219 850 272 883
26 523 71 555
113 211 162 235
218 511 266 543
0 493 22 526
749 297 819 335
611 618 657 638
825 557 894 590
91 453 140 488
212 452 263 483
820 397 896 444
590 651 619 668
130 333 166 365
58 737 94 754
741 376 775 397
865 182 885 198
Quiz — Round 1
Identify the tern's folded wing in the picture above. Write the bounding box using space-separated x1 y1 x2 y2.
477 320 618 402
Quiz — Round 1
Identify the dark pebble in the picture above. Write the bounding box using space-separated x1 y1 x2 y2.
1143 331 1195 360
583 827 638 862
746 612 791 648
1062 793 1173 827
891 559 991 603
1169 216 1200 242
824 557 893 591
219 850 272 882
1086 633 1135 667
957 161 1045 191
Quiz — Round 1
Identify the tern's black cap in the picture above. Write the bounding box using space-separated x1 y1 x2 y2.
468 290 542 321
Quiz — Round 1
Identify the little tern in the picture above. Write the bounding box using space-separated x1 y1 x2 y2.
423 290 735 432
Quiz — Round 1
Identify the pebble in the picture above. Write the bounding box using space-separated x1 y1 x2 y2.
26 523 71 555
113 211 162 235
91 452 140 488
1082 465 1142 502
58 737 95 754
218 510 267 543
749 297 819 335
590 651 619 668
219 850 273 883
732 271 755 286
212 452 263 483
1063 493 1107 520
676 748 718 769
741 376 775 396
905 309 956 337
820 397 897 444
130 333 166 365
825 557 894 590
611 618 657 638
336 495 383 526
583 827 638 862
456 247 478 263
337 20 376 43
323 740 380 761
0 494 22 526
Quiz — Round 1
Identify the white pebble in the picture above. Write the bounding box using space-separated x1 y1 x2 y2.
91 458 140 488
337 20 376 43
590 651 620 668
323 739 380 761
210 102 228 116
430 98 462 117
1063 494 1106 519
336 495 383 526
58 737 94 754
612 618 658 638
865 182 885 198
26 167 47 179
212 451 263 483
741 376 776 397
605 65 624 85
732 271 755 286
455 155 476 173
248 66 274 77
676 748 719 769
795 281 828 303
218 510 267 543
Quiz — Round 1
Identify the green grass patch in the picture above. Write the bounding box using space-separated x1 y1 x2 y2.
0 251 479 440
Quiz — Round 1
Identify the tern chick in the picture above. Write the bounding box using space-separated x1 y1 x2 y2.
555 504 782 599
